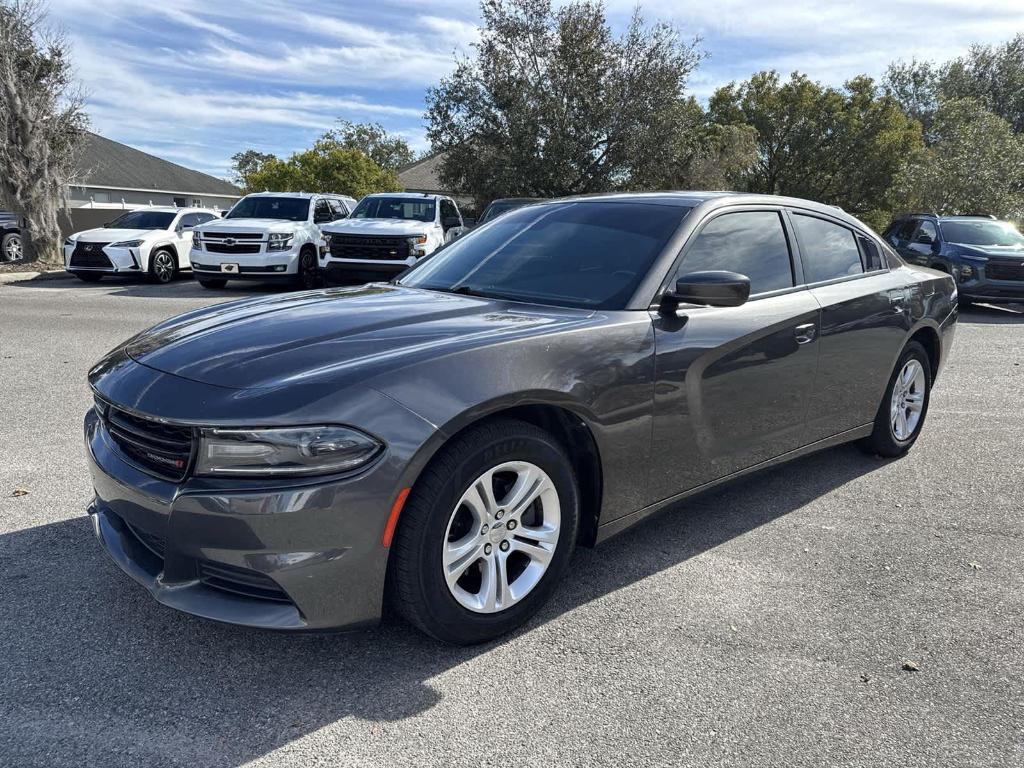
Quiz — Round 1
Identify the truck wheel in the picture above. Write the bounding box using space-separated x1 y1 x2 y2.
2 232 22 261
388 418 580 644
294 248 320 290
197 278 227 289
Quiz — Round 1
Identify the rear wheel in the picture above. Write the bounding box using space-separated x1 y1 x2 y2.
148 248 177 284
197 278 227 289
74 272 103 283
388 419 579 644
859 340 931 458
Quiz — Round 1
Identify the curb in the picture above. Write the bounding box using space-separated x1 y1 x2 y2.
0 270 75 285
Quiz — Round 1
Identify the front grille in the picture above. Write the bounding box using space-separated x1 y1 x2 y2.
986 261 1024 281
329 235 410 261
70 243 113 269
203 232 263 240
126 521 166 559
102 404 195 482
205 242 262 254
198 561 291 603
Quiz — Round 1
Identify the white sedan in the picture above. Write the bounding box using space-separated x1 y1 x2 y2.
64 208 220 284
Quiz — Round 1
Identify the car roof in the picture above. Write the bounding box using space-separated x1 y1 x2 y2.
362 192 446 200
242 192 349 200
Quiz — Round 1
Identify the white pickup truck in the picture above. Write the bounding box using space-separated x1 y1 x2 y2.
320 192 466 282
191 192 357 290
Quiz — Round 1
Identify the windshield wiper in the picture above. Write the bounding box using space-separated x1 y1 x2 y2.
442 285 517 301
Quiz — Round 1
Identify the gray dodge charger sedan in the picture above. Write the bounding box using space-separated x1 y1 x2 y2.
85 192 957 644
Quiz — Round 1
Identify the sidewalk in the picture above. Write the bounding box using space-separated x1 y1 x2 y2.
0 269 74 284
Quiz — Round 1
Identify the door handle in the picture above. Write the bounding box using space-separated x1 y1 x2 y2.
890 289 909 313
794 323 817 344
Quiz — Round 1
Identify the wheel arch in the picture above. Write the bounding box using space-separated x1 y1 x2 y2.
148 242 178 269
908 323 942 382
399 399 605 549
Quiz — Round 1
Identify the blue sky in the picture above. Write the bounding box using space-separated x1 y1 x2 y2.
48 0 1024 180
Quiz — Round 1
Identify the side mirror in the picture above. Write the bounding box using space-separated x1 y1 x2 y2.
915 234 934 245
442 216 461 229
661 270 751 313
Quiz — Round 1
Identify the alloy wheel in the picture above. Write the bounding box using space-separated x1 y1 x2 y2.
442 461 560 614
890 359 926 440
153 251 174 283
299 253 318 289
4 234 22 261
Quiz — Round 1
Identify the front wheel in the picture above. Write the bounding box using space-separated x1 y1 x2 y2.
148 248 177 284
294 249 319 290
859 340 931 458
2 232 22 262
388 419 580 644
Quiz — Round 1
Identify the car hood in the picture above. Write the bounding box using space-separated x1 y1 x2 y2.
74 228 155 243
201 218 301 234
324 219 433 237
123 285 594 391
952 243 1024 259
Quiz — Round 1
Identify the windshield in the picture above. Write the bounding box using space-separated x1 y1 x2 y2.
106 211 176 230
227 196 310 221
350 197 436 222
941 220 1024 247
399 202 688 310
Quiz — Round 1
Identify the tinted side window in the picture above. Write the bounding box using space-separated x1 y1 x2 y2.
895 219 918 240
793 214 863 283
178 213 200 228
441 199 459 221
917 220 938 241
679 211 794 294
328 199 347 219
858 235 884 271
313 199 333 223
196 213 217 224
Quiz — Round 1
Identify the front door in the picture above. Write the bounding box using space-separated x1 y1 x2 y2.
648 208 821 502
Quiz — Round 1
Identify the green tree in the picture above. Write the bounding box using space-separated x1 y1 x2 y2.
229 149 276 189
323 120 415 171
883 58 941 140
895 99 1024 219
709 71 923 229
426 0 703 207
941 35 1024 133
0 0 87 264
243 139 402 199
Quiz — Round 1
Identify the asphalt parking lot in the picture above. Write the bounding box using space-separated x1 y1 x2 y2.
1 277 1022 767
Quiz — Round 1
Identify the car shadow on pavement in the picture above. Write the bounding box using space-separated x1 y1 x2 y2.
957 302 1024 324
0 444 886 767
8 275 288 299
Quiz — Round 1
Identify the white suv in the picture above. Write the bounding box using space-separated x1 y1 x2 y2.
320 193 465 282
64 207 219 284
191 192 357 290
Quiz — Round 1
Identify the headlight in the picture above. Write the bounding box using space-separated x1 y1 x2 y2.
268 233 294 252
64 238 75 247
195 425 383 477
323 233 333 246
110 239 143 248
407 235 428 246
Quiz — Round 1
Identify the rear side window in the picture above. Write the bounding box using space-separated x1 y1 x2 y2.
917 220 938 242
793 214 863 283
895 219 918 240
679 211 794 294
858 236 885 271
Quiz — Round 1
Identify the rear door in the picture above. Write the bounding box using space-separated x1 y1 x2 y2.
904 219 940 267
649 207 821 500
789 210 911 443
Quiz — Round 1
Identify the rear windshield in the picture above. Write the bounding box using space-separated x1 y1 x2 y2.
106 211 176 230
940 220 1024 247
399 202 687 310
227 197 310 221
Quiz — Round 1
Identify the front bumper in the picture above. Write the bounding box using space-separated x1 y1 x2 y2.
190 246 300 278
64 244 146 274
84 405 413 631
955 259 1024 303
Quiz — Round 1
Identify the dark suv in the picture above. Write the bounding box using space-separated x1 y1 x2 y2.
883 214 1024 305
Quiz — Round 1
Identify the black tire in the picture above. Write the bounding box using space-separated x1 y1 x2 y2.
197 278 227 289
148 248 177 284
74 272 103 283
294 247 320 290
2 231 23 262
859 340 932 458
388 418 580 645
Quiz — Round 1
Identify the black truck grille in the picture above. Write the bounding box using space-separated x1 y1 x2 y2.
70 243 113 268
330 235 410 261
102 404 195 482
986 261 1024 281
198 561 291 603
205 242 262 254
203 232 263 239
